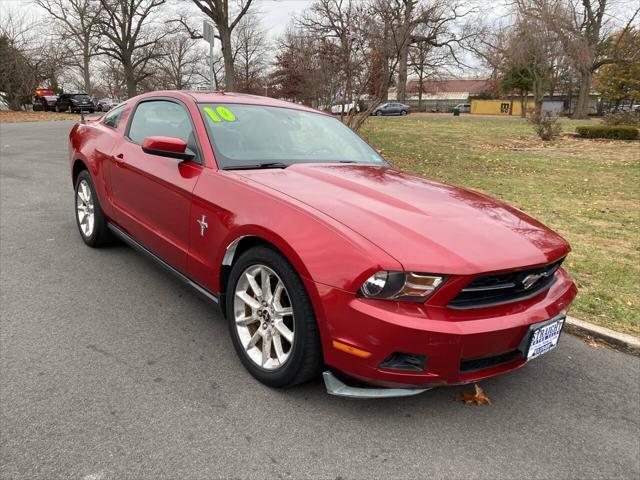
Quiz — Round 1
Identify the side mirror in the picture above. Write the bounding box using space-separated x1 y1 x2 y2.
142 136 195 161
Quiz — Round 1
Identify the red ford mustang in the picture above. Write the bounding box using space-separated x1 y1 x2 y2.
69 91 577 398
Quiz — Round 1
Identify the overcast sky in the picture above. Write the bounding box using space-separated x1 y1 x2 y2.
0 0 315 39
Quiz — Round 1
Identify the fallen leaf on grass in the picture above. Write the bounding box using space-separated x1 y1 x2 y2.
454 384 491 406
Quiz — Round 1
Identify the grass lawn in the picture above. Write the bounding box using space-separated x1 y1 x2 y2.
0 111 79 122
360 114 639 335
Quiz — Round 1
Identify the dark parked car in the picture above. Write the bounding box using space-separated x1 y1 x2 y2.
55 93 95 113
32 95 58 112
96 98 120 112
371 102 411 116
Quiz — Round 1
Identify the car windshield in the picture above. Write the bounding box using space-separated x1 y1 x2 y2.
198 103 388 169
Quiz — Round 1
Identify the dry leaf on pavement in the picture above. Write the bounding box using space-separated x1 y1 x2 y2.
584 336 603 348
455 384 492 406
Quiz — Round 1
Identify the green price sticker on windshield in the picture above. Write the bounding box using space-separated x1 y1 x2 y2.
205 105 236 123
216 106 236 121
204 106 221 122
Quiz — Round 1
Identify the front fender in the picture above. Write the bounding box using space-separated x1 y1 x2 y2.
187 169 402 296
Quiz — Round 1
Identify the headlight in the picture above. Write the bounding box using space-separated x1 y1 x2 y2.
359 271 444 302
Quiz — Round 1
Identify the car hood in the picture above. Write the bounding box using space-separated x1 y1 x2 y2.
233 164 570 274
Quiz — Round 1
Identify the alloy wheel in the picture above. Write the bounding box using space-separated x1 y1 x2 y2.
233 264 295 370
76 179 95 237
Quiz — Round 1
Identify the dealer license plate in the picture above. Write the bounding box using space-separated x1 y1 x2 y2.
527 317 564 360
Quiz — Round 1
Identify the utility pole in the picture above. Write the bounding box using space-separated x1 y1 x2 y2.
203 21 216 90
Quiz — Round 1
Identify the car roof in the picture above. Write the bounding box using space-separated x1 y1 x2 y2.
133 90 326 116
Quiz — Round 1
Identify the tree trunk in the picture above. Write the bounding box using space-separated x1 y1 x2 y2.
123 55 136 98
82 34 92 95
572 70 592 119
520 94 526 118
83 52 92 95
397 43 409 103
219 26 235 91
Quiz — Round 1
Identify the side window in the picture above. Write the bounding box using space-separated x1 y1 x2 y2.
127 100 194 146
103 105 125 129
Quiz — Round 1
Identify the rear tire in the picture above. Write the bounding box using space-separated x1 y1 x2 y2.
74 170 113 247
226 246 322 387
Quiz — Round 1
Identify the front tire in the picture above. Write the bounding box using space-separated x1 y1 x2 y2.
74 170 113 247
375 110 382 116
226 246 322 387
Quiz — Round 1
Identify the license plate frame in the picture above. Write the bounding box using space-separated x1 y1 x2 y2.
519 314 565 361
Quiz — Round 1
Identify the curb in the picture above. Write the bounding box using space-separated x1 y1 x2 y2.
565 316 640 356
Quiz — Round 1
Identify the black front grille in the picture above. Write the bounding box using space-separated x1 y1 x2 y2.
460 350 522 372
449 259 564 309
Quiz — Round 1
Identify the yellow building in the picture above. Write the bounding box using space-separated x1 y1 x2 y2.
470 99 531 116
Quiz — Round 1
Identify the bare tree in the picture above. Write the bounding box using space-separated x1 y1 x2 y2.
34 0 102 94
270 27 324 105
0 10 38 109
155 30 203 89
394 0 479 103
1 8 67 108
526 0 640 118
232 14 270 94
96 57 127 99
408 32 452 111
187 0 255 91
97 0 169 98
506 3 563 115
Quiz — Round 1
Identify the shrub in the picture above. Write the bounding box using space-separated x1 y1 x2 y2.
575 125 639 140
602 110 640 126
528 112 562 141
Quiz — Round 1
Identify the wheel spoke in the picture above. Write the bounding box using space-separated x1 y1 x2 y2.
82 183 91 202
272 281 283 306
275 319 293 344
236 291 260 310
261 333 272 366
275 305 293 317
272 335 286 364
236 314 258 326
245 272 262 299
246 329 262 350
261 267 273 303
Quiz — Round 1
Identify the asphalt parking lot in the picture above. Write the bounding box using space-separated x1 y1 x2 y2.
1 120 639 480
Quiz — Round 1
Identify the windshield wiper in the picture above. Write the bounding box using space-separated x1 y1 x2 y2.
222 162 288 170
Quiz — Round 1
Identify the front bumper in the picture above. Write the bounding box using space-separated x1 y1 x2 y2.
313 268 577 389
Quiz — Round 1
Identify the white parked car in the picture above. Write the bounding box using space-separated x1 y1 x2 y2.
454 103 471 113
331 101 360 115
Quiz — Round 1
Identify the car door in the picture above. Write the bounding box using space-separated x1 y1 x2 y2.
57 95 67 111
109 98 204 272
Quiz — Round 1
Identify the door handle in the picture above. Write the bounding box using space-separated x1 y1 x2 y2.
113 153 125 166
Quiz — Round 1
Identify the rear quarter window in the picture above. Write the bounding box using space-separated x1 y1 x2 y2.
103 105 125 129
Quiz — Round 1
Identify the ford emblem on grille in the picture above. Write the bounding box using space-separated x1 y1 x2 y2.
522 272 548 290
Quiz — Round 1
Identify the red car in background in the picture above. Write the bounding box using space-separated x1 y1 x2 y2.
68 91 576 398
